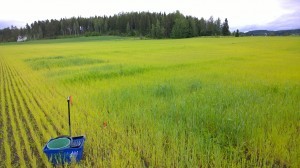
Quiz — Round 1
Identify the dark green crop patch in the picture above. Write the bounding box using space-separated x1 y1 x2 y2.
25 56 106 70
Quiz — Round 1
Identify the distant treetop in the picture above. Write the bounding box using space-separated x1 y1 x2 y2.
0 11 231 42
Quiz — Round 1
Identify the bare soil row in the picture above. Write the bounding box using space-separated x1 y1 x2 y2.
0 57 66 167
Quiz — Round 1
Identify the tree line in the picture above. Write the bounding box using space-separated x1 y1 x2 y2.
0 11 231 42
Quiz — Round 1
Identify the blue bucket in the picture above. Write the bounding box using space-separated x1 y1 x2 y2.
43 136 86 165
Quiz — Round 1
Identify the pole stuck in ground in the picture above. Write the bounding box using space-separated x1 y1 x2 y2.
67 96 71 137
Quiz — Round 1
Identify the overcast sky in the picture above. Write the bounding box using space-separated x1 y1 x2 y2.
1 0 299 31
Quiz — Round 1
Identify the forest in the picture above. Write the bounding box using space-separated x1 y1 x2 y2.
0 11 231 42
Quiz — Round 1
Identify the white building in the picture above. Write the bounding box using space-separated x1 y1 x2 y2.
17 36 27 42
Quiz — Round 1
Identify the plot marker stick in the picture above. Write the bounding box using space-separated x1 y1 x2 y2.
67 96 71 137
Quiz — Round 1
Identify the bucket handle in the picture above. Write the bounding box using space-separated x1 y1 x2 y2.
54 135 71 140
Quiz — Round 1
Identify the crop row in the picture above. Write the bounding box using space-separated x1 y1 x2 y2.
0 57 71 167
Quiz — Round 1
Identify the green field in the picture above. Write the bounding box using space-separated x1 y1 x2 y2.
0 36 299 167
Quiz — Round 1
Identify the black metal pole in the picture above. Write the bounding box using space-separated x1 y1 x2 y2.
67 96 71 137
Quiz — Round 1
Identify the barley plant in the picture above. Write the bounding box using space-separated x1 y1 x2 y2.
0 36 299 167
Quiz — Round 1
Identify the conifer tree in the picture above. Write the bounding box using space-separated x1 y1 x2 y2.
222 18 230 36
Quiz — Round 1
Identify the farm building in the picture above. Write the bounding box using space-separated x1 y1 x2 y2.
17 36 27 42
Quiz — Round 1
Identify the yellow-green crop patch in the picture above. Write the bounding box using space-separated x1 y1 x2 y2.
25 56 106 70
0 36 299 167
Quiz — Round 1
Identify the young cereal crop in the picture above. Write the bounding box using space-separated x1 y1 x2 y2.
0 36 299 167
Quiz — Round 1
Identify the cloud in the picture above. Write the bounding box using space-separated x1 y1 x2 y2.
267 11 300 30
1 0 299 31
237 0 300 32
0 20 26 29
0 21 11 29
269 0 300 30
